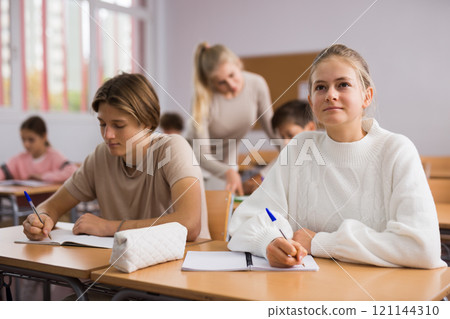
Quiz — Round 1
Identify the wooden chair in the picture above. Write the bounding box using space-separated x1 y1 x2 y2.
428 178 450 204
421 156 450 179
206 190 233 241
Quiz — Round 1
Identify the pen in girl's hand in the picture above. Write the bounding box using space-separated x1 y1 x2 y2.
265 208 287 239
24 191 52 240
266 208 305 266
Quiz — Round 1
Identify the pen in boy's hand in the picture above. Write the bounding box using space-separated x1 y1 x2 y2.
24 191 52 240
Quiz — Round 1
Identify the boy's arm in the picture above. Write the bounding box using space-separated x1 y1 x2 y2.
72 177 202 241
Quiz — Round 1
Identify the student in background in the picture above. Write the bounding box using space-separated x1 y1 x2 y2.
243 100 316 194
228 44 445 269
188 42 277 196
0 116 78 183
23 73 210 241
159 112 184 135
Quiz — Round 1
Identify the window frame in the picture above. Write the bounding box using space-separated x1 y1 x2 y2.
1 0 154 113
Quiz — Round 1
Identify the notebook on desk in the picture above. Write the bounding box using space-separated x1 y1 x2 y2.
15 222 113 249
234 195 249 203
181 251 319 272
0 180 50 187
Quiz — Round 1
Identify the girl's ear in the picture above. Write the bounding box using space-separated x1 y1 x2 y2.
362 87 374 109
307 95 312 107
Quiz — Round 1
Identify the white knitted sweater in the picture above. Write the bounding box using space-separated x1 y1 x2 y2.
228 119 445 268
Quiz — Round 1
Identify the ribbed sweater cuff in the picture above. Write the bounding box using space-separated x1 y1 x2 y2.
255 227 287 259
311 232 336 258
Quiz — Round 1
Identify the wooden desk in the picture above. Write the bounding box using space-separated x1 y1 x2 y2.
0 184 61 225
437 203 450 229
0 226 207 278
91 241 450 301
431 170 450 179
0 225 112 300
0 184 61 197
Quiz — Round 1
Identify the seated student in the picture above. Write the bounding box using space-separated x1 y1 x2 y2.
243 100 316 194
0 116 78 183
23 73 210 241
159 112 185 135
228 44 445 269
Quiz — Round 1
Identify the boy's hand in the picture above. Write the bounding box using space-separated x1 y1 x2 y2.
23 213 54 240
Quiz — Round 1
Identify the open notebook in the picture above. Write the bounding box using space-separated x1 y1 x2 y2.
181 251 319 272
15 222 113 249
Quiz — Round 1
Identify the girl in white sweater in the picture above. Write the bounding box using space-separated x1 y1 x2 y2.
227 44 445 269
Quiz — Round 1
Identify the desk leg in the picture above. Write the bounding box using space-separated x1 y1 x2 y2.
70 207 78 223
9 195 20 226
43 281 51 301
0 265 89 301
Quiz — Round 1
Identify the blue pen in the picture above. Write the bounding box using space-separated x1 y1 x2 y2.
265 208 287 239
24 191 52 240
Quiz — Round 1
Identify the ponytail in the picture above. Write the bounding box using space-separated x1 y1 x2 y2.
192 42 212 130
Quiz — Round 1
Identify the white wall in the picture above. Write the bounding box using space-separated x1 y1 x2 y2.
156 0 450 155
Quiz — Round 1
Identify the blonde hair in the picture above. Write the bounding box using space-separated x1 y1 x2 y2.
92 73 160 131
192 42 242 128
308 44 375 107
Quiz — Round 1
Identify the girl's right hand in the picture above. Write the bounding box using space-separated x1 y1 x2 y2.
23 212 54 241
266 237 307 268
225 168 244 196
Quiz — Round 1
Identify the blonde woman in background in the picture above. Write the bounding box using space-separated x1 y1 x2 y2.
189 42 277 195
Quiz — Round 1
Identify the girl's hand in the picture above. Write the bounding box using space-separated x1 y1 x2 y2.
225 168 244 196
266 237 307 268
293 228 316 254
73 213 115 237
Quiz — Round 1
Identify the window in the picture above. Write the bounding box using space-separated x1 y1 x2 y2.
0 0 10 108
101 0 133 8
1 0 152 112
97 8 135 83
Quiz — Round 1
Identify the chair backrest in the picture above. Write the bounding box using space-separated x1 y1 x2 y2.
238 150 279 171
421 156 450 179
428 178 450 204
206 190 233 241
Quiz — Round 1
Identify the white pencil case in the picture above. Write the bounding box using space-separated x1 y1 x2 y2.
110 222 187 273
